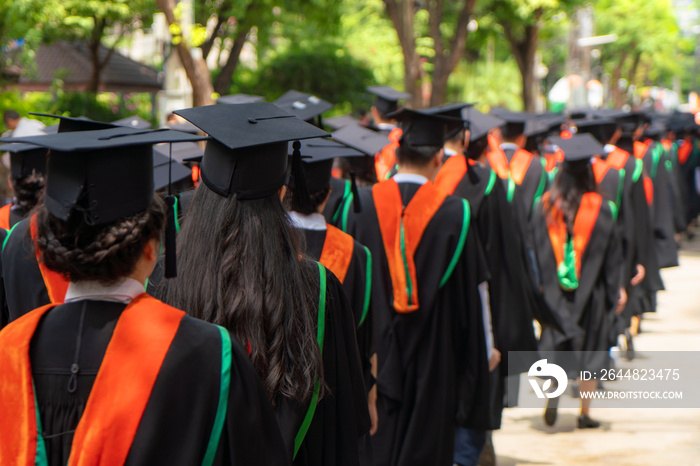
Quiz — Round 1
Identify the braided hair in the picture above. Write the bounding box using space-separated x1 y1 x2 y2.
11 172 45 213
35 196 166 285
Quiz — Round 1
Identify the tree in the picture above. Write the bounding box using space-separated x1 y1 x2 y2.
382 0 477 108
38 0 156 93
0 0 50 85
594 0 680 107
156 0 216 107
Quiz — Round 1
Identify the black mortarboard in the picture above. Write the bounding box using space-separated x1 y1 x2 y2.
0 142 48 178
462 107 505 141
573 118 618 145
387 108 461 147
152 147 192 192
274 90 333 123
174 103 328 201
30 113 118 133
567 108 594 120
156 141 203 164
667 112 697 134
489 107 531 138
216 93 265 105
324 115 361 131
549 134 603 162
644 120 667 140
366 86 411 116
167 121 200 134
331 124 391 156
0 127 207 224
112 115 152 129
423 102 473 139
290 139 364 194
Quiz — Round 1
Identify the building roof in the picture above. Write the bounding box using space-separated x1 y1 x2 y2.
16 41 161 93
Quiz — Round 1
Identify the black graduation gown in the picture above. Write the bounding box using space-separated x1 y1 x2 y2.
450 162 538 428
346 181 490 466
532 196 623 361
0 227 8 328
501 147 548 228
678 138 700 224
274 268 371 466
323 177 352 228
1 218 51 322
643 141 679 268
28 300 289 465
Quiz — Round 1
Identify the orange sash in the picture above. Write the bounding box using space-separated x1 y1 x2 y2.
546 192 602 279
0 204 11 230
375 128 402 181
486 134 509 179
633 141 649 160
0 294 184 466
434 153 468 195
509 149 534 185
644 176 654 205
605 147 630 171
545 148 564 173
319 224 355 284
678 138 692 165
30 214 70 304
660 139 672 152
592 158 609 184
373 180 447 313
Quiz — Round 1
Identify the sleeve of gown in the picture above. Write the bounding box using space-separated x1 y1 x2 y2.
223 335 291 465
603 211 624 314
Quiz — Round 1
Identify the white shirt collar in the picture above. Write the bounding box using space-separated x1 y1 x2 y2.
64 277 145 304
392 173 429 185
500 142 520 151
377 123 396 131
288 211 328 231
604 144 616 154
444 147 458 157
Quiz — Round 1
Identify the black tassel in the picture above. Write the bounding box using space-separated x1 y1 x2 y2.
164 194 177 278
291 141 310 212
350 171 362 213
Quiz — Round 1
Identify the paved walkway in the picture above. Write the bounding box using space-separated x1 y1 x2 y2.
493 242 700 465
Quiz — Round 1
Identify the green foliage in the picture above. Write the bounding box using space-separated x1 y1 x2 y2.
448 60 523 111
244 43 374 115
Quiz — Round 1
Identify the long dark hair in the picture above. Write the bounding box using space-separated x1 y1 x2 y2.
545 161 597 233
35 196 166 285
159 185 324 405
12 173 45 213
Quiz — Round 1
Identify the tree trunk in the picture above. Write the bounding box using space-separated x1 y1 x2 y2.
385 0 422 108
501 11 541 112
156 0 215 107
213 24 252 95
611 50 629 108
87 19 107 93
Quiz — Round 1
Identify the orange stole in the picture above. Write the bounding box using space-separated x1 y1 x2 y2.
319 224 355 284
592 158 610 184
545 192 602 278
633 141 649 160
678 138 692 165
545 149 564 172
375 127 403 180
0 204 11 230
605 147 630 171
434 154 468 195
509 149 534 185
486 134 509 179
0 294 185 466
30 214 69 304
373 180 447 313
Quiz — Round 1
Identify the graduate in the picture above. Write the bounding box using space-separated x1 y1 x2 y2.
366 86 410 180
532 134 624 429
324 124 387 229
0 126 288 465
345 107 490 466
158 102 370 465
0 143 47 229
274 90 333 128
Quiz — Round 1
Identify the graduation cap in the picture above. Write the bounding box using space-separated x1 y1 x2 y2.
331 124 391 156
173 102 329 210
289 139 364 194
386 108 462 147
30 113 118 133
112 115 152 129
167 121 200 134
324 114 361 131
489 107 532 138
366 86 411 116
572 118 618 145
422 102 473 139
644 120 667 140
216 93 265 105
155 141 203 164
273 90 333 124
462 107 505 141
549 134 603 166
152 146 192 192
667 112 697 135
0 142 48 179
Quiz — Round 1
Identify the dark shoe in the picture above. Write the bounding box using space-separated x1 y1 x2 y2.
544 396 559 426
577 414 601 429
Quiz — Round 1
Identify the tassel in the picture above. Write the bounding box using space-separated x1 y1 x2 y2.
164 194 177 278
350 171 362 213
291 141 310 212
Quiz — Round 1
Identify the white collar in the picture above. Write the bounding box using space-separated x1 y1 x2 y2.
377 123 396 131
444 147 458 156
500 142 520 151
288 211 328 231
64 277 145 304
604 144 616 154
392 173 429 185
